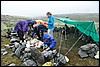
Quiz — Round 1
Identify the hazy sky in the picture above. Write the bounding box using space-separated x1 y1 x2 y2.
1 1 99 17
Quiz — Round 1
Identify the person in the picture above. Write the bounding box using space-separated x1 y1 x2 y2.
33 21 47 40
31 32 56 51
42 34 56 50
26 20 35 36
14 19 33 43
46 12 54 37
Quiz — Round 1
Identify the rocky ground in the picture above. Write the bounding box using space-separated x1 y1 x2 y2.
1 30 99 66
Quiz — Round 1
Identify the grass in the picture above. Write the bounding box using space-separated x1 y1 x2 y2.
53 32 99 66
1 22 8 30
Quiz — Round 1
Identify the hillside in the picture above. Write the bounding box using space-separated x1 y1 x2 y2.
1 13 99 28
54 13 99 22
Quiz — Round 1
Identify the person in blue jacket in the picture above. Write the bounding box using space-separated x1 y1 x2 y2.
42 34 56 50
31 33 56 51
46 12 54 37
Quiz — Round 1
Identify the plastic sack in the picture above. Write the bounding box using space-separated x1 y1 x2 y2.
42 62 52 66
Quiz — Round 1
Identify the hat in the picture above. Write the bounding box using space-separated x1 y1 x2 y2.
26 19 35 23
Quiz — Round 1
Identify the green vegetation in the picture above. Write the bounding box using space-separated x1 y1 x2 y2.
1 22 8 30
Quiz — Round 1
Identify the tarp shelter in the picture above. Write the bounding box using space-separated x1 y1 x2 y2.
56 18 99 42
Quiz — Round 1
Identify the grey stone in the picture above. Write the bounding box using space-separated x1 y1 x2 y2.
89 53 95 57
14 47 21 57
8 53 15 56
14 42 20 48
25 48 30 52
80 45 90 51
10 38 18 43
78 49 88 58
1 48 6 52
12 47 16 52
2 51 8 55
21 59 37 66
8 63 16 66
30 47 45 65
4 45 10 50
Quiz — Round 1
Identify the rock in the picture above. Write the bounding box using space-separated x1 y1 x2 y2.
25 48 30 52
3 51 8 55
78 49 88 58
30 47 45 65
14 47 21 57
8 63 16 66
4 45 10 50
12 47 16 52
10 38 19 43
8 53 15 57
1 48 6 52
14 42 20 48
21 59 37 66
89 53 95 57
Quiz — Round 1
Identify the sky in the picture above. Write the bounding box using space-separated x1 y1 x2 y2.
1 1 99 17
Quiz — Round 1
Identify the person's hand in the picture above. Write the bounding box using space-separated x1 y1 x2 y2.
26 32 28 34
24 32 28 35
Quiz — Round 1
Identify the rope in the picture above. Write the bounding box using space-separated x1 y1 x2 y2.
56 22 93 66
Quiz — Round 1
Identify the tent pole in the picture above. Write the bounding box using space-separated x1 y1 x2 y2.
73 27 76 38
56 22 93 66
65 30 67 40
59 32 62 55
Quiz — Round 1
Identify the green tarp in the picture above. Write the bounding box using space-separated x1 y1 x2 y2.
56 18 99 42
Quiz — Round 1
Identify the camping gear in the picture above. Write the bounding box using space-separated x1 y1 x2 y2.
42 62 52 66
65 56 69 62
56 18 99 42
34 20 47 27
94 51 99 59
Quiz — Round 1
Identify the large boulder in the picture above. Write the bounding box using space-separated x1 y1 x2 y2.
30 47 45 65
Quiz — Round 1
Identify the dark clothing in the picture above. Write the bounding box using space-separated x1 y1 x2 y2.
17 29 24 42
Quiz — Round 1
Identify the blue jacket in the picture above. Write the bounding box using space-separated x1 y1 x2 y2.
14 20 28 33
35 24 47 31
47 15 54 29
26 19 35 24
42 34 56 49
